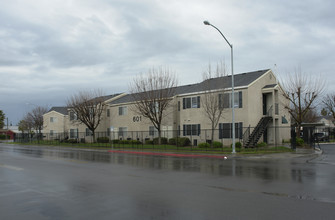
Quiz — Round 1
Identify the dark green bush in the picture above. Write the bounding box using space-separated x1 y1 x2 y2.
231 142 242 148
296 137 304 146
177 137 191 146
236 142 242 148
212 141 223 148
97 137 110 143
153 137 168 145
0 134 9 140
165 137 191 146
231 142 242 152
145 140 154 145
119 140 130 144
198 142 210 148
129 140 142 145
112 139 119 144
65 139 78 144
168 138 176 145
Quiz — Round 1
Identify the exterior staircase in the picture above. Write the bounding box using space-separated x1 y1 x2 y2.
243 116 272 148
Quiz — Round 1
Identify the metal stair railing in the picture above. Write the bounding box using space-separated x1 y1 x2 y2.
244 116 272 148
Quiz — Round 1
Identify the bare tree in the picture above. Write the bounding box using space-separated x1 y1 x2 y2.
129 67 177 145
18 119 30 134
67 90 106 142
321 108 329 117
22 114 34 134
323 93 335 121
201 61 227 147
303 108 318 123
26 106 48 137
281 69 325 130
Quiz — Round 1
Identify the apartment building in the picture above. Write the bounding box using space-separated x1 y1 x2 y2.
43 69 290 146
106 69 290 146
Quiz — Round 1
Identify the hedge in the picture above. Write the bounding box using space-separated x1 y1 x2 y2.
168 137 191 146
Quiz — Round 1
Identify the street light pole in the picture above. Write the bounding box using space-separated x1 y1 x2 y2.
204 20 236 154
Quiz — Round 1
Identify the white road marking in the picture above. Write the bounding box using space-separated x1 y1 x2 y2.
0 163 24 171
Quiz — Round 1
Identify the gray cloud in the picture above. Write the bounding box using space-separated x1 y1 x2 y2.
1 0 334 124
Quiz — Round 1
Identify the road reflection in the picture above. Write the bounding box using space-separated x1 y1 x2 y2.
6 145 318 184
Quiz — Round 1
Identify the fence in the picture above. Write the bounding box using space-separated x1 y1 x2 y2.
13 126 297 151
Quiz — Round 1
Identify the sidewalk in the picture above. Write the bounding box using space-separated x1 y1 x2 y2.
231 147 322 160
107 147 321 160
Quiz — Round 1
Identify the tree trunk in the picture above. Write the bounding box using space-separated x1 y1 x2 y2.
158 128 162 145
92 130 96 143
211 125 215 148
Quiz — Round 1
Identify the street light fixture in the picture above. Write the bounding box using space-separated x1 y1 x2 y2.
203 20 236 154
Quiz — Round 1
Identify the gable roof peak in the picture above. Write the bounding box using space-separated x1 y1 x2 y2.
47 107 68 115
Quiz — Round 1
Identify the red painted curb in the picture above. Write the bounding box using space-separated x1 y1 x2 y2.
108 150 228 159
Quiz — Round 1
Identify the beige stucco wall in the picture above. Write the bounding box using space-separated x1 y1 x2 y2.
43 111 68 139
247 70 277 126
246 70 291 145
108 99 177 141
43 71 291 145
105 70 291 145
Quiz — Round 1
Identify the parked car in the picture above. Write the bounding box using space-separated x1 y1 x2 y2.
314 132 329 142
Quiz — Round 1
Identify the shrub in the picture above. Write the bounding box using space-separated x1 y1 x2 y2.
212 141 223 148
119 140 130 144
235 142 242 148
0 134 9 140
168 138 176 145
198 142 210 148
256 142 267 148
153 137 168 145
177 137 191 146
145 140 154 145
166 137 191 146
65 139 78 144
231 142 242 148
112 139 119 144
231 142 242 152
97 137 110 143
296 137 304 146
129 140 142 145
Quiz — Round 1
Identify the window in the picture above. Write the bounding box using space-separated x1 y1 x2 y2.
183 96 200 109
50 130 54 137
219 122 243 139
70 112 77 120
70 129 78 138
191 97 198 108
119 106 127 116
86 128 92 136
219 91 242 109
107 128 110 136
282 116 288 124
118 127 128 137
107 109 110 117
183 124 201 136
149 126 158 136
50 117 57 123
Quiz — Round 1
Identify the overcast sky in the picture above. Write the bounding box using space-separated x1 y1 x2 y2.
1 0 334 125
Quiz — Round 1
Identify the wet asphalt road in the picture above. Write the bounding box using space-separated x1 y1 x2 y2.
0 143 335 220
